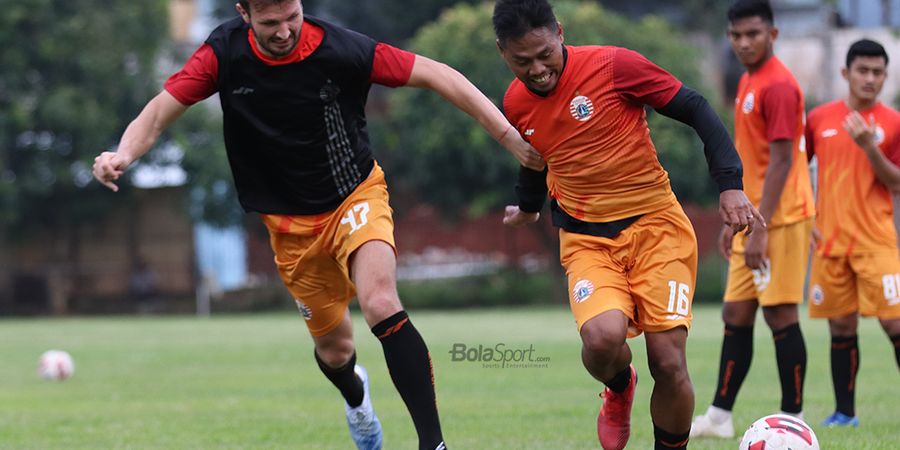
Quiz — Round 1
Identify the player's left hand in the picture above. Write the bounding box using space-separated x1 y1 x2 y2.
719 189 765 235
502 205 540 227
744 226 769 270
844 111 877 152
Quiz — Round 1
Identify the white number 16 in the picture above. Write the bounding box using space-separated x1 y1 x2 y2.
667 280 690 316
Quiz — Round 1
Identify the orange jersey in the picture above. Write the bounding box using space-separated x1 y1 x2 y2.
734 56 814 226
806 100 900 255
503 46 681 222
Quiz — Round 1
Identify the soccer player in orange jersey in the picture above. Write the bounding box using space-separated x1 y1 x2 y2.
805 39 900 428
492 1 763 449
692 1 816 438
92 1 544 449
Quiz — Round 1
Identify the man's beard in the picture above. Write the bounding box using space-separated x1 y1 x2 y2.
255 31 297 57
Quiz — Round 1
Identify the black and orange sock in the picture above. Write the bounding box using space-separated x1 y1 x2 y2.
774 323 807 414
372 311 444 450
605 365 632 393
891 334 900 370
711 323 753 411
830 335 858 416
653 424 689 449
314 349 364 407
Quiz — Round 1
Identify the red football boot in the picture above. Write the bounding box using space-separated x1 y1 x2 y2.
597 364 637 450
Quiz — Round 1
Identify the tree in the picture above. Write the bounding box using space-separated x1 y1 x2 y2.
377 1 725 221
0 0 170 234
0 1 192 313
600 0 731 35
312 0 480 44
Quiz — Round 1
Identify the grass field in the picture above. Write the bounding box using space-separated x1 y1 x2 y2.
1 305 897 449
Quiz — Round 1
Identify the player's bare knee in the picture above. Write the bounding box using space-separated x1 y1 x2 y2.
722 301 757 326
358 291 403 325
828 314 858 336
580 323 625 357
762 304 799 330
648 352 688 384
880 318 900 336
315 340 355 368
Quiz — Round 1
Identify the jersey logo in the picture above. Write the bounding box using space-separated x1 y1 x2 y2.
295 299 312 320
811 284 824 305
569 95 595 122
524 129 535 136
875 125 885 145
232 86 255 95
741 92 755 114
319 79 341 103
821 128 838 138
572 279 595 303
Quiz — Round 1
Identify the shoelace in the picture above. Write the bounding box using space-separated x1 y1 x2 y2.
350 408 375 433
599 388 629 418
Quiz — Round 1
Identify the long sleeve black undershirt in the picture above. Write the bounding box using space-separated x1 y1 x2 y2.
655 85 744 192
516 166 548 213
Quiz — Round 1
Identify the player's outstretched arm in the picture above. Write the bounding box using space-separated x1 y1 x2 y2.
92 91 188 192
405 54 544 171
655 86 764 234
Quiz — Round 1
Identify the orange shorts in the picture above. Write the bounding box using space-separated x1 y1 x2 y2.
261 164 395 337
809 252 900 319
560 201 698 335
724 218 813 306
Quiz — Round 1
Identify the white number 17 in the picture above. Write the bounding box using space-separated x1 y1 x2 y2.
340 202 370 235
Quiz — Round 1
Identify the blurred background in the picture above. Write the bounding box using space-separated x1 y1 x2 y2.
2 0 899 317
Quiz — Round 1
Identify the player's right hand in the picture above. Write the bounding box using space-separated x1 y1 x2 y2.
502 205 540 227
92 151 131 192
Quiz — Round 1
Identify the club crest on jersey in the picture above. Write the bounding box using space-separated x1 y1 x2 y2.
811 284 824 306
295 299 312 320
875 125 885 145
569 95 595 122
741 92 755 114
572 279 595 303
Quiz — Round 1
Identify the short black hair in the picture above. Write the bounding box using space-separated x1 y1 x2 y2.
727 0 774 25
846 38 889 67
493 0 558 46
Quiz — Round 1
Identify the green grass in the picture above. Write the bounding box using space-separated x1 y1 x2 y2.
1 306 897 449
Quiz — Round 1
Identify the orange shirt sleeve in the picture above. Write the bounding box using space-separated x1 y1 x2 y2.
760 81 800 142
612 48 682 108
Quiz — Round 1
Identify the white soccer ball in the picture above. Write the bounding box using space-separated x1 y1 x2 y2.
739 414 819 450
38 350 75 381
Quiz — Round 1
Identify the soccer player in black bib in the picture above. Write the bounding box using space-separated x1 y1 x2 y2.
92 1 543 449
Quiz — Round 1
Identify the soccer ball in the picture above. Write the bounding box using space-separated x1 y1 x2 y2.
739 414 820 450
38 350 75 381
